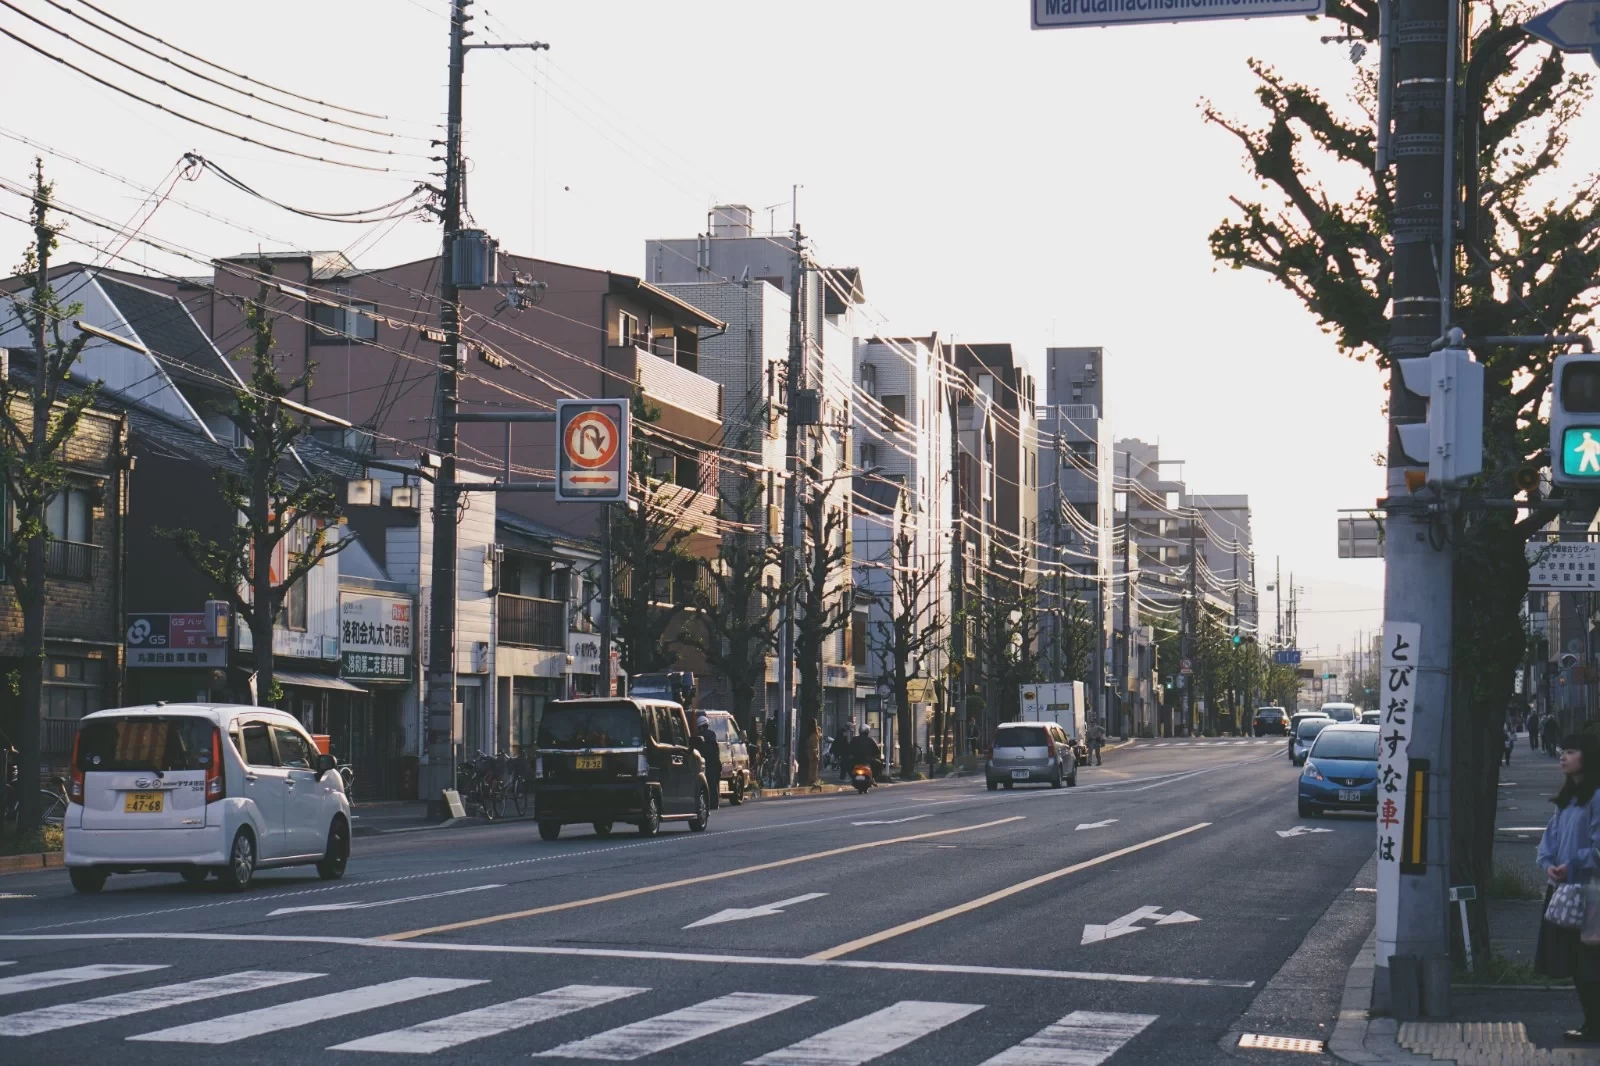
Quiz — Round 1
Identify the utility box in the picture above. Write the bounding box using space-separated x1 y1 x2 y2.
452 229 499 290
1020 681 1087 742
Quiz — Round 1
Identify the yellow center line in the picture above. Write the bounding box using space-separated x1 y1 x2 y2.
377 815 1026 942
806 821 1213 961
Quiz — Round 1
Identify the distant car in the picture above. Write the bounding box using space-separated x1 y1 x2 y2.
1252 707 1289 736
64 704 351 894
1360 710 1382 725
1299 723 1380 816
1319 702 1358 723
1290 716 1333 765
987 721 1077 790
1288 710 1328 736
700 710 751 805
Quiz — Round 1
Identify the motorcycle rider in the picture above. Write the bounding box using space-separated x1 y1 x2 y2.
852 726 883 782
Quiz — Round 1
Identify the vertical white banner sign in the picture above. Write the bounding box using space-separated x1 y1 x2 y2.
1375 621 1420 968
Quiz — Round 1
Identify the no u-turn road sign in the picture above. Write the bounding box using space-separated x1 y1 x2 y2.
556 398 629 503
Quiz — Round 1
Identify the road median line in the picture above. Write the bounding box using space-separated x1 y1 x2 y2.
375 815 1026 942
806 821 1213 961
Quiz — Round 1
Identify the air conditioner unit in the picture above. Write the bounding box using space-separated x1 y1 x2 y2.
389 485 420 509
346 478 380 506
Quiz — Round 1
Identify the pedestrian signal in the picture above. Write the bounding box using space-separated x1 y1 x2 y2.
1552 355 1600 487
1395 346 1484 489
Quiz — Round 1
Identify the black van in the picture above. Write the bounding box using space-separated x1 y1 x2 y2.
531 697 710 840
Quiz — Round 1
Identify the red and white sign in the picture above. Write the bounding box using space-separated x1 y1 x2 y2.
557 398 629 502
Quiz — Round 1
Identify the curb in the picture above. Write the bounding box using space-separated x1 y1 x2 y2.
1329 930 1449 1065
0 851 63 876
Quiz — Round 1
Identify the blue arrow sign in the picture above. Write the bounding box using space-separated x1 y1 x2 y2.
1525 1 1600 52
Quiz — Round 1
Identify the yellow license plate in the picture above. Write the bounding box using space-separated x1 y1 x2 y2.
575 755 602 771
124 791 164 814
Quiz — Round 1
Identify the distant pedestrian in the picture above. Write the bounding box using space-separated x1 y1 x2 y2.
1535 732 1600 1042
694 715 721 810
1532 715 1542 752
1087 719 1106 766
1504 720 1516 766
834 726 852 781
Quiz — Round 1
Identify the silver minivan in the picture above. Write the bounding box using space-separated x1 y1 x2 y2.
986 722 1078 790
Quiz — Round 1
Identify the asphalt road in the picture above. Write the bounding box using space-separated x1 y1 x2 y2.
0 738 1375 1064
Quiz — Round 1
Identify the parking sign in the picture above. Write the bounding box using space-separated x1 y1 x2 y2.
556 398 629 502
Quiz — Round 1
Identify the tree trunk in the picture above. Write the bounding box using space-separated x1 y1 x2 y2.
15 534 46 835
895 673 915 778
797 652 820 784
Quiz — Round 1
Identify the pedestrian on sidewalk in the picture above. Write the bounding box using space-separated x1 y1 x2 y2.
1532 714 1542 752
1504 719 1517 767
1534 731 1600 1042
834 726 852 782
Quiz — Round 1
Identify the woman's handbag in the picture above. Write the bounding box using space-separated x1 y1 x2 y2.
1582 884 1600 945
1548 882 1586 929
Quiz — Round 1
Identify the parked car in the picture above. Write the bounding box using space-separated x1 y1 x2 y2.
64 704 351 894
1298 723 1380 816
700 709 752 805
1319 701 1358 723
1252 707 1289 736
1360 710 1382 725
986 721 1077 791
1290 716 1333 765
532 697 710 840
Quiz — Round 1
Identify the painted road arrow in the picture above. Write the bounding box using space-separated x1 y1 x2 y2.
1075 819 1118 831
1526 1 1600 52
1276 826 1336 838
1081 905 1201 945
684 892 828 929
851 815 930 826
267 883 502 917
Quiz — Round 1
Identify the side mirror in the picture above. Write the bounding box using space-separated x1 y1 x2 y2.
315 753 337 777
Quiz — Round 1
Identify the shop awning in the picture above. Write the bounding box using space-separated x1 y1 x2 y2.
274 670 365 693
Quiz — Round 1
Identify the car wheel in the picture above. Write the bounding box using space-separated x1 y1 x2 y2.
218 829 256 892
538 820 562 841
316 817 350 880
689 787 710 832
1298 800 1316 818
592 821 613 837
729 778 745 806
1050 767 1063 789
638 792 661 836
69 867 107 894
180 868 210 885
986 779 998 791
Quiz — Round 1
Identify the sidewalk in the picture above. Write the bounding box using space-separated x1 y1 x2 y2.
1332 735 1600 1065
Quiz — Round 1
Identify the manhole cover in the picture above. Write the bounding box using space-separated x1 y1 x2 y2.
1238 1033 1326 1054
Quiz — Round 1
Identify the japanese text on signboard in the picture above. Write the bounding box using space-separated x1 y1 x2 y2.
1375 621 1419 968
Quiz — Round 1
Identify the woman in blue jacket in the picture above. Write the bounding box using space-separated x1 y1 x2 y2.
1536 732 1600 1041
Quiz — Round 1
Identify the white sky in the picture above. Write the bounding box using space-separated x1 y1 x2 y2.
10 1 1585 656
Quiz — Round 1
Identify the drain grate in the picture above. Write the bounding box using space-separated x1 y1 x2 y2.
1238 1033 1326 1054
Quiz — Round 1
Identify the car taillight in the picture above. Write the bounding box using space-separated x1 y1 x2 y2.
69 728 83 803
205 726 225 802
1045 733 1057 758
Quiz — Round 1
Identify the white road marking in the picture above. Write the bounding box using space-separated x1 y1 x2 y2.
1075 819 1117 830
978 1010 1158 1065
685 893 829 929
1276 826 1336 838
1081 907 1199 946
267 883 503 917
534 992 812 1060
1499 826 1548 832
129 976 484 1044
748 999 981 1065
0 933 1255 987
330 983 646 1054
0 963 164 997
0 969 319 1037
850 815 930 826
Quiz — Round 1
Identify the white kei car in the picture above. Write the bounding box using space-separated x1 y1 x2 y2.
64 703 351 894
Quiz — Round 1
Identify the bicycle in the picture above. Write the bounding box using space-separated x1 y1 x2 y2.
506 753 529 817
337 763 355 794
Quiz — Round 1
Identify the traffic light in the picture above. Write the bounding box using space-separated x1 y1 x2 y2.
1550 355 1600 487
1396 346 1484 487
1231 631 1242 646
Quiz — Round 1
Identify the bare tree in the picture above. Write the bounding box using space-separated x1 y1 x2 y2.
794 485 851 784
873 527 945 778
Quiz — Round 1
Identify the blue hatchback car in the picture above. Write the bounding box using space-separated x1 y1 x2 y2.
1298 723 1379 817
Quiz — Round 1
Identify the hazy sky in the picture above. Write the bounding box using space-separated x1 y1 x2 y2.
10 0 1576 655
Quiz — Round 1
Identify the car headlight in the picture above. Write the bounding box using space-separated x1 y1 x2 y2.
1302 760 1324 782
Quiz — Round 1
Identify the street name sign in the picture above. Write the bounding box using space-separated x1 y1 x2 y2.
1525 1 1600 56
556 398 629 503
1527 541 1600 591
1032 0 1323 30
1274 649 1302 665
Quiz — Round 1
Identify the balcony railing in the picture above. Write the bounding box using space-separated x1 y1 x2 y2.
635 347 722 423
45 540 101 581
498 594 566 650
42 717 76 757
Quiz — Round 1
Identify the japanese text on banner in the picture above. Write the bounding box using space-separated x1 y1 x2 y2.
1375 621 1419 968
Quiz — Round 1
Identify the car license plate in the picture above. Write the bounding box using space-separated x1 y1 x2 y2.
1339 789 1362 802
575 755 602 771
1011 769 1030 780
124 791 164 814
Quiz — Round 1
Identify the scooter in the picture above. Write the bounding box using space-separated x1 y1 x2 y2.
851 763 874 794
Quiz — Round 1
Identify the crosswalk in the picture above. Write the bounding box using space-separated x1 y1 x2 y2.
0 960 1162 1063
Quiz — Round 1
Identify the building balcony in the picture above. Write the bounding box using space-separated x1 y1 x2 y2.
608 345 723 443
497 593 566 650
45 540 101 581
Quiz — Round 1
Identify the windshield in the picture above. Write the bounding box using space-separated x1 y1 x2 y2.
1297 719 1333 740
537 703 644 749
1321 705 1356 722
1256 709 1285 719
76 716 215 772
996 726 1049 748
1312 730 1379 760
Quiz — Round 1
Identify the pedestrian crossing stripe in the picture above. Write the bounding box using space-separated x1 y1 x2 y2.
0 965 1163 1063
0 964 166 999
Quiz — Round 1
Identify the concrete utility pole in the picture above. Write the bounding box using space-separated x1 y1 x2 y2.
1375 0 1459 1016
776 225 807 787
1120 451 1133 738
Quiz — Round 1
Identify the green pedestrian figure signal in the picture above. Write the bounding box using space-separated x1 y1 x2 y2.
1551 355 1600 487
1566 428 1600 477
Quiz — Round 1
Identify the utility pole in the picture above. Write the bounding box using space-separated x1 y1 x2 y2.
423 0 548 802
776 225 807 787
1184 515 1198 734
1120 450 1133 738
1375 0 1459 1014
1275 555 1283 647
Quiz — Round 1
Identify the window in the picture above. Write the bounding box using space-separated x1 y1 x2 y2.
272 725 313 769
45 487 92 543
880 394 906 422
618 311 639 347
278 520 312 631
241 723 276 766
860 442 878 467
663 707 689 747
310 300 377 343
45 656 101 721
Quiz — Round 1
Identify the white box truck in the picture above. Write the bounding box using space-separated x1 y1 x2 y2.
1020 682 1087 743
